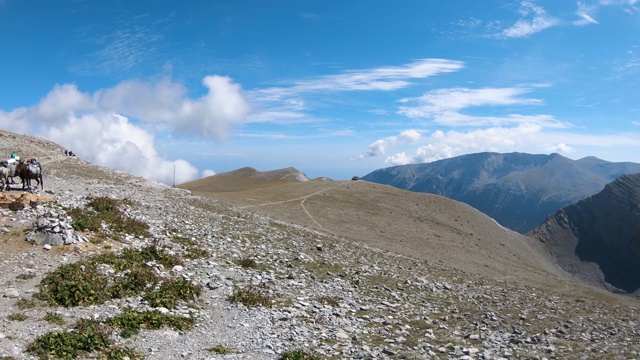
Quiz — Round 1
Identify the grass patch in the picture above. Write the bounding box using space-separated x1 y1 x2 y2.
16 297 42 309
205 345 237 354
15 272 36 280
66 196 150 239
235 257 259 269
34 246 196 309
100 346 143 360
7 313 28 321
171 235 198 247
43 312 66 325
184 246 210 260
143 278 202 309
318 295 341 307
107 309 195 338
279 349 321 360
229 286 273 307
26 319 111 359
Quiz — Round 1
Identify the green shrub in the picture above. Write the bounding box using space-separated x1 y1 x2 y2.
35 247 186 308
279 349 320 360
228 286 272 307
43 312 65 325
7 313 28 321
67 196 150 238
107 309 195 338
143 278 202 309
27 319 110 359
235 257 258 268
206 345 235 354
35 262 109 307
98 346 142 360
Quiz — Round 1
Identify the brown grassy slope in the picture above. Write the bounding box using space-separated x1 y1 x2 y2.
179 169 581 292
182 166 310 193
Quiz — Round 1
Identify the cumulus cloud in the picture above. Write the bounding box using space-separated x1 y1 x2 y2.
378 124 640 166
1 76 249 184
95 75 249 138
499 1 560 38
547 143 575 153
361 129 422 158
201 169 217 178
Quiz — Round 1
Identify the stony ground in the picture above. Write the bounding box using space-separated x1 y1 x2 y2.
1 130 640 359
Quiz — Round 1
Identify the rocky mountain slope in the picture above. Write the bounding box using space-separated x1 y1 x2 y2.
361 152 640 234
1 130 640 359
529 173 640 294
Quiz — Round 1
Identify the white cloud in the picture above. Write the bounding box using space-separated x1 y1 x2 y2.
547 143 575 153
248 59 465 124
376 124 640 166
400 87 542 114
42 112 200 185
574 1 600 25
385 152 412 165
361 129 422 158
201 169 217 178
397 87 567 127
499 1 560 38
1 76 249 184
96 75 250 139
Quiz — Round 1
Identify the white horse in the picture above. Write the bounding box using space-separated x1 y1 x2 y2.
5 158 18 184
0 164 9 191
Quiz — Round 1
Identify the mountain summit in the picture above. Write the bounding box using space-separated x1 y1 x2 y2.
362 152 640 233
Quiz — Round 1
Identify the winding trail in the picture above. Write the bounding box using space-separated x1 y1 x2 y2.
237 181 347 235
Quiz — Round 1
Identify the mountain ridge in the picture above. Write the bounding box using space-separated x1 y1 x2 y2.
530 173 640 293
361 152 640 233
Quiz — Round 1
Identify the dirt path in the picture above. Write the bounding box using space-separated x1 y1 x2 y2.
237 182 346 234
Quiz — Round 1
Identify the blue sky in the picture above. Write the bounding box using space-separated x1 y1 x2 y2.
1 0 639 184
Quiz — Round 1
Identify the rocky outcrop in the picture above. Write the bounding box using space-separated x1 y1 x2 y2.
362 152 640 233
530 173 640 293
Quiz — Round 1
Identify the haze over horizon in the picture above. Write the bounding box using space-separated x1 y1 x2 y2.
1 0 639 184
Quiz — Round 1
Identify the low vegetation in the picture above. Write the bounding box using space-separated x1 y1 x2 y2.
205 345 237 354
25 246 201 359
228 285 273 307
34 245 189 307
66 196 150 239
279 349 321 360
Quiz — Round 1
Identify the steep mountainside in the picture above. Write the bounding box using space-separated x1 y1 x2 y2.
529 173 640 293
362 152 640 233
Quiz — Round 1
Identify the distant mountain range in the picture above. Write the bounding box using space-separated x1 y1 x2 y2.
362 152 640 233
530 173 640 294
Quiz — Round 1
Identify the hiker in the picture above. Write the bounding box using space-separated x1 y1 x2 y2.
64 149 68 156
10 151 17 159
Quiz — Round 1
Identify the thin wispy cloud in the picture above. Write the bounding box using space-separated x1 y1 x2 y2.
498 0 560 38
248 59 465 124
256 59 464 98
574 1 600 25
396 87 567 127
